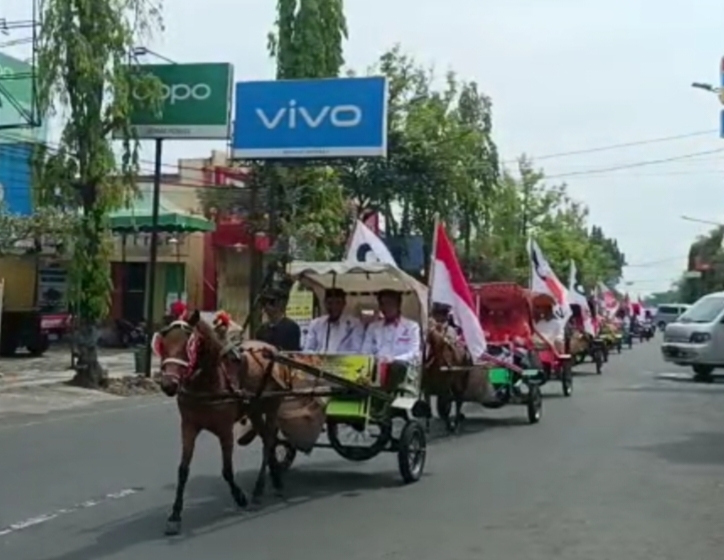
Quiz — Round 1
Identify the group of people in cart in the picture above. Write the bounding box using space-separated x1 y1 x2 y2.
168 286 423 376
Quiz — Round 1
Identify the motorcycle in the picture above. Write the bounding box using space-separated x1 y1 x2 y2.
116 318 147 348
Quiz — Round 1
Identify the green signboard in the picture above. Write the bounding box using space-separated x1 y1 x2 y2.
126 62 233 139
0 52 45 144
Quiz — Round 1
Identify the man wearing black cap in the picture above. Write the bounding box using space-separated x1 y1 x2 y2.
431 302 462 346
303 287 364 353
362 289 422 391
254 289 301 351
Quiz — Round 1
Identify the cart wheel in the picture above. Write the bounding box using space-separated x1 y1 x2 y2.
562 364 573 397
594 349 603 375
327 420 391 462
527 385 542 424
274 439 297 472
397 421 426 484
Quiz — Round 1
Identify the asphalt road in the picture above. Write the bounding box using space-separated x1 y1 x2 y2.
2 337 724 560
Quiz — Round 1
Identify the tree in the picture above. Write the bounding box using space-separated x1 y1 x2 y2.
265 0 350 259
0 207 75 254
34 0 163 387
461 156 626 288
337 45 500 271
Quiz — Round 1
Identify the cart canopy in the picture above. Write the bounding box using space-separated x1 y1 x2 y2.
288 261 428 324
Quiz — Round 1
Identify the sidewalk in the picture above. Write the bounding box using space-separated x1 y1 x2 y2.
0 346 159 390
0 347 162 418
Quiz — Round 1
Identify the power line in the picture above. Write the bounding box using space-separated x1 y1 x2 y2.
503 129 719 163
545 148 724 179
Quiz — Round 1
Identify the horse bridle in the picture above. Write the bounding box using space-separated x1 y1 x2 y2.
155 320 197 382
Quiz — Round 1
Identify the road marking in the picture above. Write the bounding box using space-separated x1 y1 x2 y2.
0 399 172 432
0 487 143 538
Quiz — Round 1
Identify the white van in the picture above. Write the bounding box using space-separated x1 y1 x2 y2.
654 303 690 331
661 292 724 379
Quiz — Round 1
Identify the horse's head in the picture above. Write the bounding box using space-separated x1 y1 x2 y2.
152 310 222 396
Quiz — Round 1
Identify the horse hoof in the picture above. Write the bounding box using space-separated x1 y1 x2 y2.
164 520 181 536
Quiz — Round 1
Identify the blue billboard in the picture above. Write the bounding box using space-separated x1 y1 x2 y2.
232 76 388 159
0 143 33 215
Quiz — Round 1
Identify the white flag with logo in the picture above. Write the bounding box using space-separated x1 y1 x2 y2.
528 238 572 323
568 260 594 335
345 220 398 266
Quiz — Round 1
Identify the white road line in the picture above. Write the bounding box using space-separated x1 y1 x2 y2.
0 488 143 538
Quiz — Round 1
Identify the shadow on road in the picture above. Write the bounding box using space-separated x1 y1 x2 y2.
33 467 408 560
634 432 724 467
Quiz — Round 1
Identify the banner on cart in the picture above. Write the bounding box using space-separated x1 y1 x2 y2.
232 76 388 159
285 353 376 384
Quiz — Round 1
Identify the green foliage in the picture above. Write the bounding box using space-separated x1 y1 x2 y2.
679 226 724 302
34 0 163 386
0 207 76 254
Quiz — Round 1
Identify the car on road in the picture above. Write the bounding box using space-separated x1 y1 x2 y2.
661 292 724 380
654 303 690 331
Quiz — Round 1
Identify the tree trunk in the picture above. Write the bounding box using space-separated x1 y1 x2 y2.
71 320 107 388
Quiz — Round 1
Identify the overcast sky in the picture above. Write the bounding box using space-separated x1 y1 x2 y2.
3 0 724 294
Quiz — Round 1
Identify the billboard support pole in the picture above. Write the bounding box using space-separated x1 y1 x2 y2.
143 137 163 376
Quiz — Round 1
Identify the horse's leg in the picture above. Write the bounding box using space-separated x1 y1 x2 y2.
265 404 284 498
166 418 199 535
219 424 248 510
249 408 269 505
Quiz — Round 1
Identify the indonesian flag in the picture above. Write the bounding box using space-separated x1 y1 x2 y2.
431 222 487 359
637 296 646 318
528 238 572 323
568 260 594 335
597 282 619 317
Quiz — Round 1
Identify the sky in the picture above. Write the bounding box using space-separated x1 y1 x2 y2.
2 0 724 294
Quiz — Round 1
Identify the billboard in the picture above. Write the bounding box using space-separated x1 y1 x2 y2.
232 76 388 159
0 143 34 215
124 63 233 139
0 52 45 144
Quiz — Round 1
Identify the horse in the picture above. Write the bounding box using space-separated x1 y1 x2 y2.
154 310 289 535
424 323 472 432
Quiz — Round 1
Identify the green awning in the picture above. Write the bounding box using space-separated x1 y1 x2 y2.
109 190 215 233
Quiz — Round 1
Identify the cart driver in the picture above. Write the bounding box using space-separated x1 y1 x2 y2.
430 302 461 346
362 289 422 391
533 303 565 354
303 288 364 354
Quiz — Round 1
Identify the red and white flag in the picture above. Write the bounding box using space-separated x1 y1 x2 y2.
430 222 487 359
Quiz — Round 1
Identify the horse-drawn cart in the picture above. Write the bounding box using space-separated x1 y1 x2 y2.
466 282 545 423
272 261 432 483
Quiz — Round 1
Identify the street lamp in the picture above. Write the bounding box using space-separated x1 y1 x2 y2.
691 81 724 104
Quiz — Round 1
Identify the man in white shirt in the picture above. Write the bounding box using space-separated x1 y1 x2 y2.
362 289 422 392
533 305 565 354
303 288 364 354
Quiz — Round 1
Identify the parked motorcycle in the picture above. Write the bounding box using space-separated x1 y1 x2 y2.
116 318 147 348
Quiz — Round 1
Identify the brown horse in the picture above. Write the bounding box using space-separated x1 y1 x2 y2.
424 324 471 432
154 311 288 535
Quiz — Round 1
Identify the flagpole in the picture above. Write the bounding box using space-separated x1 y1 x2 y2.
427 215 440 310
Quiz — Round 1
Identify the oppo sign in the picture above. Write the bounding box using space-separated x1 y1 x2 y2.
133 83 211 105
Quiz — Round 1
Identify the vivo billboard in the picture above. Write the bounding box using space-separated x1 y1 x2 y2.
232 76 388 159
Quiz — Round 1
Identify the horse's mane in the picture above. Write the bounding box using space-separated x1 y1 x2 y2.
195 319 224 362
